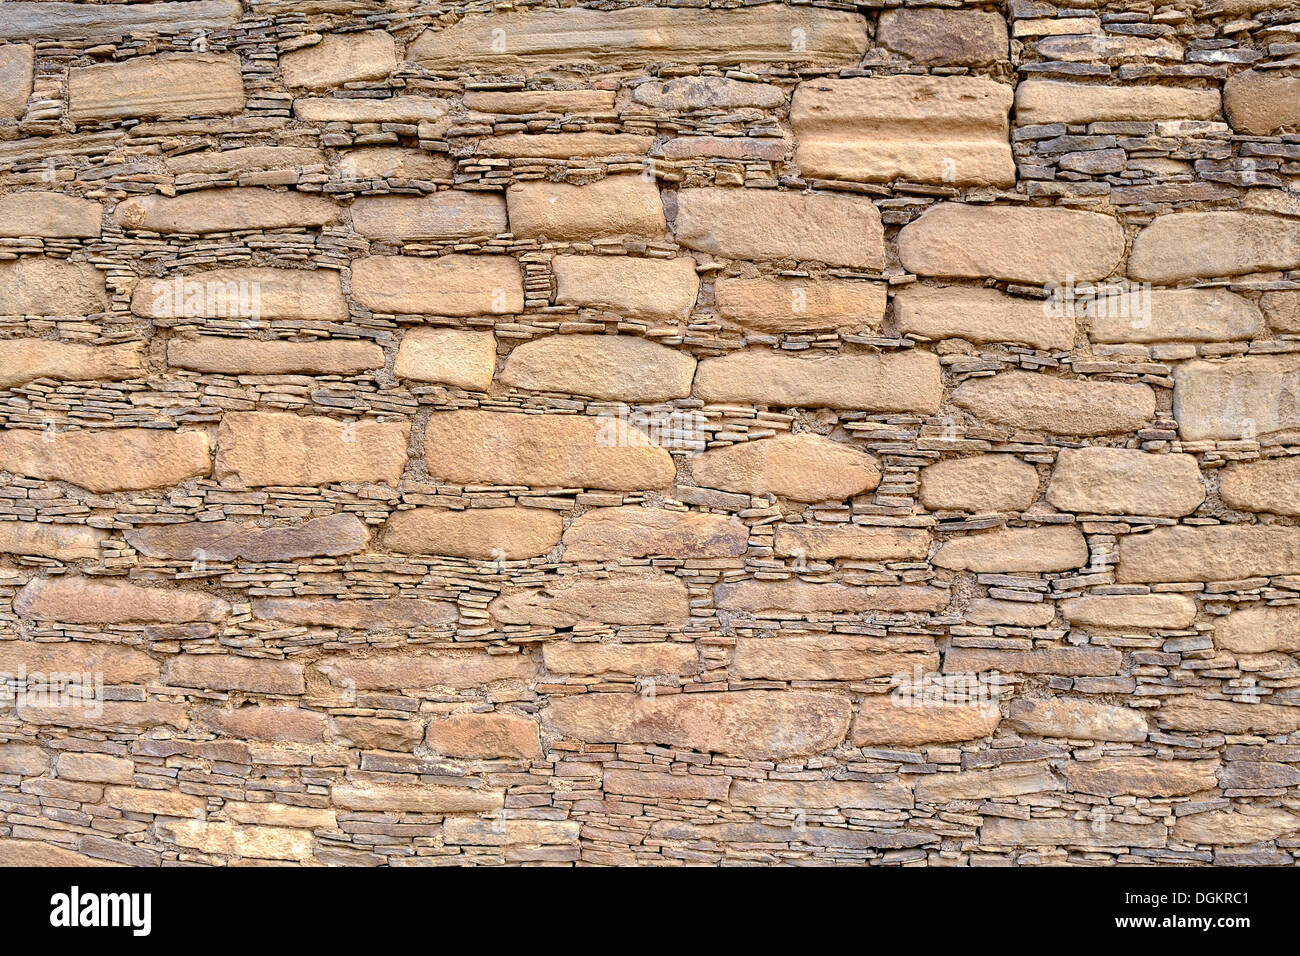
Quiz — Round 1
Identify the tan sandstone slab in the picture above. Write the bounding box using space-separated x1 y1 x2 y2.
0 427 209 492
0 340 142 389
253 597 456 631
351 255 523 316
953 372 1156 436
893 285 1075 352
791 76 1014 186
463 90 618 114
0 258 108 316
1006 698 1148 742
1174 357 1300 442
1157 697 1300 734
379 507 562 560
693 350 941 413
507 177 664 241
280 31 396 88
553 255 699 322
1118 525 1300 583
489 569 689 628
562 506 747 561
69 53 244 123
316 649 534 690
206 706 329 743
114 188 340 234
1223 71 1300 136
0 840 121 867
330 781 502 813
731 778 913 810
898 203 1124 283
394 329 497 390
632 76 786 110
1061 594 1198 630
167 145 325 176
982 817 1167 849
853 695 1000 747
732 636 937 681
215 412 408 487
337 147 453 181
478 132 652 159
408 7 868 70
424 712 541 760
0 641 158 685
542 690 851 759
603 769 730 801
126 513 369 562
168 338 383 376
499 334 696 402
293 97 451 124
0 192 101 238
164 655 304 695
944 647 1122 676
132 267 348 322
0 520 106 560
0 44 34 119
351 192 507 240
1220 456 1300 515
423 410 675 492
13 576 229 624
542 641 699 677
1129 212 1300 282
1015 80 1221 124
772 524 930 562
21 700 188 732
876 8 1008 66
714 276 885 333
1088 288 1262 344
714 580 948 614
1173 806 1300 846
1046 447 1205 517
916 765 1061 803
919 454 1040 513
673 188 885 270
933 527 1089 573
1 2 241 40
691 433 880 503
965 599 1056 628
1214 604 1300 654
1062 756 1218 797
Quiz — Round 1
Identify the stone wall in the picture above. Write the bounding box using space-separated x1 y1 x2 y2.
0 0 1298 867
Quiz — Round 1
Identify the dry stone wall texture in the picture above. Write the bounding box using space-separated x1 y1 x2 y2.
0 0 1298 867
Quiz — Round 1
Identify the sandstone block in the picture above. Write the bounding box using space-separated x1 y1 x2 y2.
294 97 450 124
542 690 851 759
69 53 244 123
423 410 675 491
944 647 1122 676
337 147 454 181
691 433 880 503
0 258 108 316
105 786 206 818
965 599 1056 628
380 507 561 560
115 189 340 234
167 145 325 176
714 581 948 614
1118 525 1300 583
0 340 142 389
1223 71 1300 135
633 76 785 110
132 268 348 322
394 329 497 390
507 177 664 241
252 597 456 631
852 695 999 747
331 717 423 752
772 524 929 562
214 412 409 487
164 655 303 695
0 2 241 40
792 76 1013 186
0 427 210 492
1158 697 1300 734
0 640 159 684
19 701 188 732
562 506 747 561
1174 357 1300 441
464 90 617 114
603 769 730 801
281 31 396 88
553 255 699 322
0 744 48 776
876 8 1007 65
672 188 885 269
408 7 867 70
1088 289 1262 344
1220 456 1300 515
316 649 534 690
982 817 1166 848
1129 212 1300 282
916 765 1060 803
158 820 314 861
13 576 229 624
500 335 695 402
1214 604 1300 654
0 193 101 238
443 818 579 846
933 527 1088 573
0 840 121 867
714 276 885 333
693 350 941 413
1173 806 1300 846
199 705 325 743
351 192 507 240
168 338 383 376
732 636 937 681
953 372 1156 436
894 285 1075 352
919 455 1039 513
1062 756 1218 797
731 779 912 810
1015 80 1221 124
1061 594 1197 630
490 569 689 628
330 780 502 813
424 712 541 759
0 44 33 118
351 255 523 316
1006 698 1148 741
541 641 699 676
898 204 1124 283
1046 448 1204 517
479 132 651 159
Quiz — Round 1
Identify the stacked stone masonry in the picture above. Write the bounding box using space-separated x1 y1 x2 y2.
0 0 1297 867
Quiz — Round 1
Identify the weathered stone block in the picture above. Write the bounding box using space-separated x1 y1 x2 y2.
933 527 1089 573
351 255 523 316
393 329 497 390
693 350 941 412
490 569 689 627
1118 525 1300 582
553 255 699 322
919 455 1040 513
691 433 880 503
0 427 210 492
714 276 885 333
894 286 1074 352
214 412 409 487
380 507 562 560
953 372 1156 436
500 334 695 402
507 177 664 241
1046 448 1205 517
280 31 396 88
562 507 747 561
0 340 142 389
1129 212 1300 282
69 54 244 123
351 192 507 240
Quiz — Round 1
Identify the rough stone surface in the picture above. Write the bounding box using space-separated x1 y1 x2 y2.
919 455 1040 513
69 53 244 123
933 527 1089 573
553 255 699 322
127 513 369 562
499 335 696 402
490 570 690 627
876 8 1008 66
1118 525 1300 583
1219 455 1300 514
115 188 339 234
562 507 747 561
714 277 886 333
380 507 562 560
0 340 141 388
214 412 409 487
691 433 880 502
393 329 497 390
0 192 101 238
1046 448 1205 517
1129 212 1300 282
13 576 230 624
1223 71 1300 135
894 286 1075 352
953 372 1156 436
351 256 523 316
0 427 210 492
508 177 664 241
1174 357 1300 442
